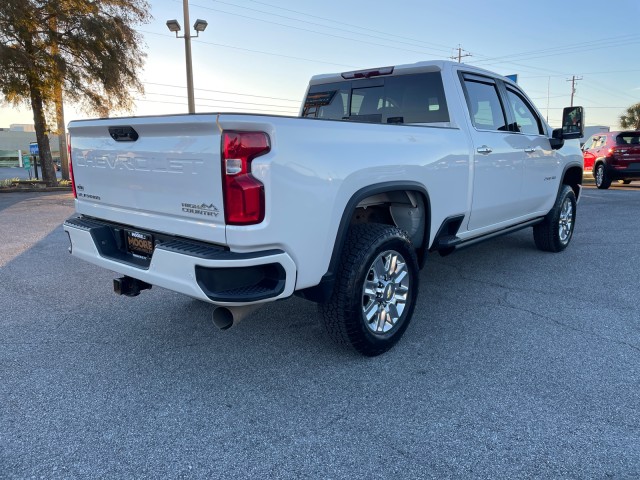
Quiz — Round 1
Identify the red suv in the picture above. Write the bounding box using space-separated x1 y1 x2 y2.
582 131 640 189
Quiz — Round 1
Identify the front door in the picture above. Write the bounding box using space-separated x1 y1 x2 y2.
503 86 558 214
462 75 525 231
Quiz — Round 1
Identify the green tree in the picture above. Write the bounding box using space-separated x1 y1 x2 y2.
0 0 150 186
619 102 640 130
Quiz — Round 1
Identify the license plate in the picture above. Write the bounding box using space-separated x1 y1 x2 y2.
125 230 154 257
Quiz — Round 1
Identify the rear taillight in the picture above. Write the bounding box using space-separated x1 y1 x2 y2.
607 147 625 165
67 134 76 198
221 131 270 225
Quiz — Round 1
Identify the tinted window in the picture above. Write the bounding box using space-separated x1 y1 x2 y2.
505 88 543 135
463 79 507 131
301 82 348 119
351 85 385 123
302 72 449 124
616 133 640 145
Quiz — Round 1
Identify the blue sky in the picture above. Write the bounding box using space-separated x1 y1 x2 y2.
2 0 639 129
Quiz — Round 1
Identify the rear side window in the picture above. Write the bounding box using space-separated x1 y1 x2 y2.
616 133 640 145
302 83 349 120
462 78 507 131
302 72 449 124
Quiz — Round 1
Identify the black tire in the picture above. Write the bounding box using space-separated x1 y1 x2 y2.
622 180 632 185
595 164 611 189
319 223 419 356
533 185 577 252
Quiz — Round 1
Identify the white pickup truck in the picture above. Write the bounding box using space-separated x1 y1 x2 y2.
64 60 584 356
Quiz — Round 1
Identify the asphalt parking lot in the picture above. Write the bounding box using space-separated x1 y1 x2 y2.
1 186 639 478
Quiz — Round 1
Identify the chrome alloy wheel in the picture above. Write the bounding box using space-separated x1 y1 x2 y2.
361 250 410 334
558 196 574 244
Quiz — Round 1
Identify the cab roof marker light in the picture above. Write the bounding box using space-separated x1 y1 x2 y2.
341 66 394 79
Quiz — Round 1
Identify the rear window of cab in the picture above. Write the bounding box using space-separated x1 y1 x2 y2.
302 72 450 125
616 132 640 145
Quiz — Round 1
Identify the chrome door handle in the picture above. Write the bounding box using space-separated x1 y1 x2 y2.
476 146 492 155
524 147 536 153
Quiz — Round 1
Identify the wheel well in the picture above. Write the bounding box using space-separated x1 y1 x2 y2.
295 185 430 304
350 190 428 251
562 166 583 199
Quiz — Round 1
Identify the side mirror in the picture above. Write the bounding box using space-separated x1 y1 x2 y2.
561 106 584 139
550 106 584 150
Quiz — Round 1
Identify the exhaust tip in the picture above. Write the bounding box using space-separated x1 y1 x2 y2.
212 307 234 330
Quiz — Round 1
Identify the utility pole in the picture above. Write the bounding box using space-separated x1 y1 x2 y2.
566 75 583 107
450 45 472 63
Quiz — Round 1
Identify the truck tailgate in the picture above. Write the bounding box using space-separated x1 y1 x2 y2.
69 114 226 244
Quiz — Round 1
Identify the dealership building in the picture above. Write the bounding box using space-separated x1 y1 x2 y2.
0 124 60 167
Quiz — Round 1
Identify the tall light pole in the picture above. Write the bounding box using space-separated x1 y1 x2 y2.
166 0 208 114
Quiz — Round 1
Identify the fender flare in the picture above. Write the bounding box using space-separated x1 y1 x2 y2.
559 161 583 199
295 181 431 303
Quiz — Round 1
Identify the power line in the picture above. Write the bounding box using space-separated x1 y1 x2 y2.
139 29 357 68
144 81 300 102
135 98 298 114
466 34 640 85
470 34 640 66
187 2 450 57
139 20 631 124
581 77 639 102
520 68 640 79
208 0 454 53
143 91 299 110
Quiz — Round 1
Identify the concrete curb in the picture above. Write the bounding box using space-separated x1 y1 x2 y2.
0 186 72 193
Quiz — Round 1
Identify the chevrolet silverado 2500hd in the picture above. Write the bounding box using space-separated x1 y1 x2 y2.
63 60 584 356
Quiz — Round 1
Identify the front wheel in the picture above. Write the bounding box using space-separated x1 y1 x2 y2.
595 164 611 189
533 185 577 252
319 224 419 356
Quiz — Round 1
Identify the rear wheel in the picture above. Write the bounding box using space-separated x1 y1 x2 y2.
320 224 419 356
595 164 611 189
533 185 576 252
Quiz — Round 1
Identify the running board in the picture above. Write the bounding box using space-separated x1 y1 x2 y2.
436 218 544 254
